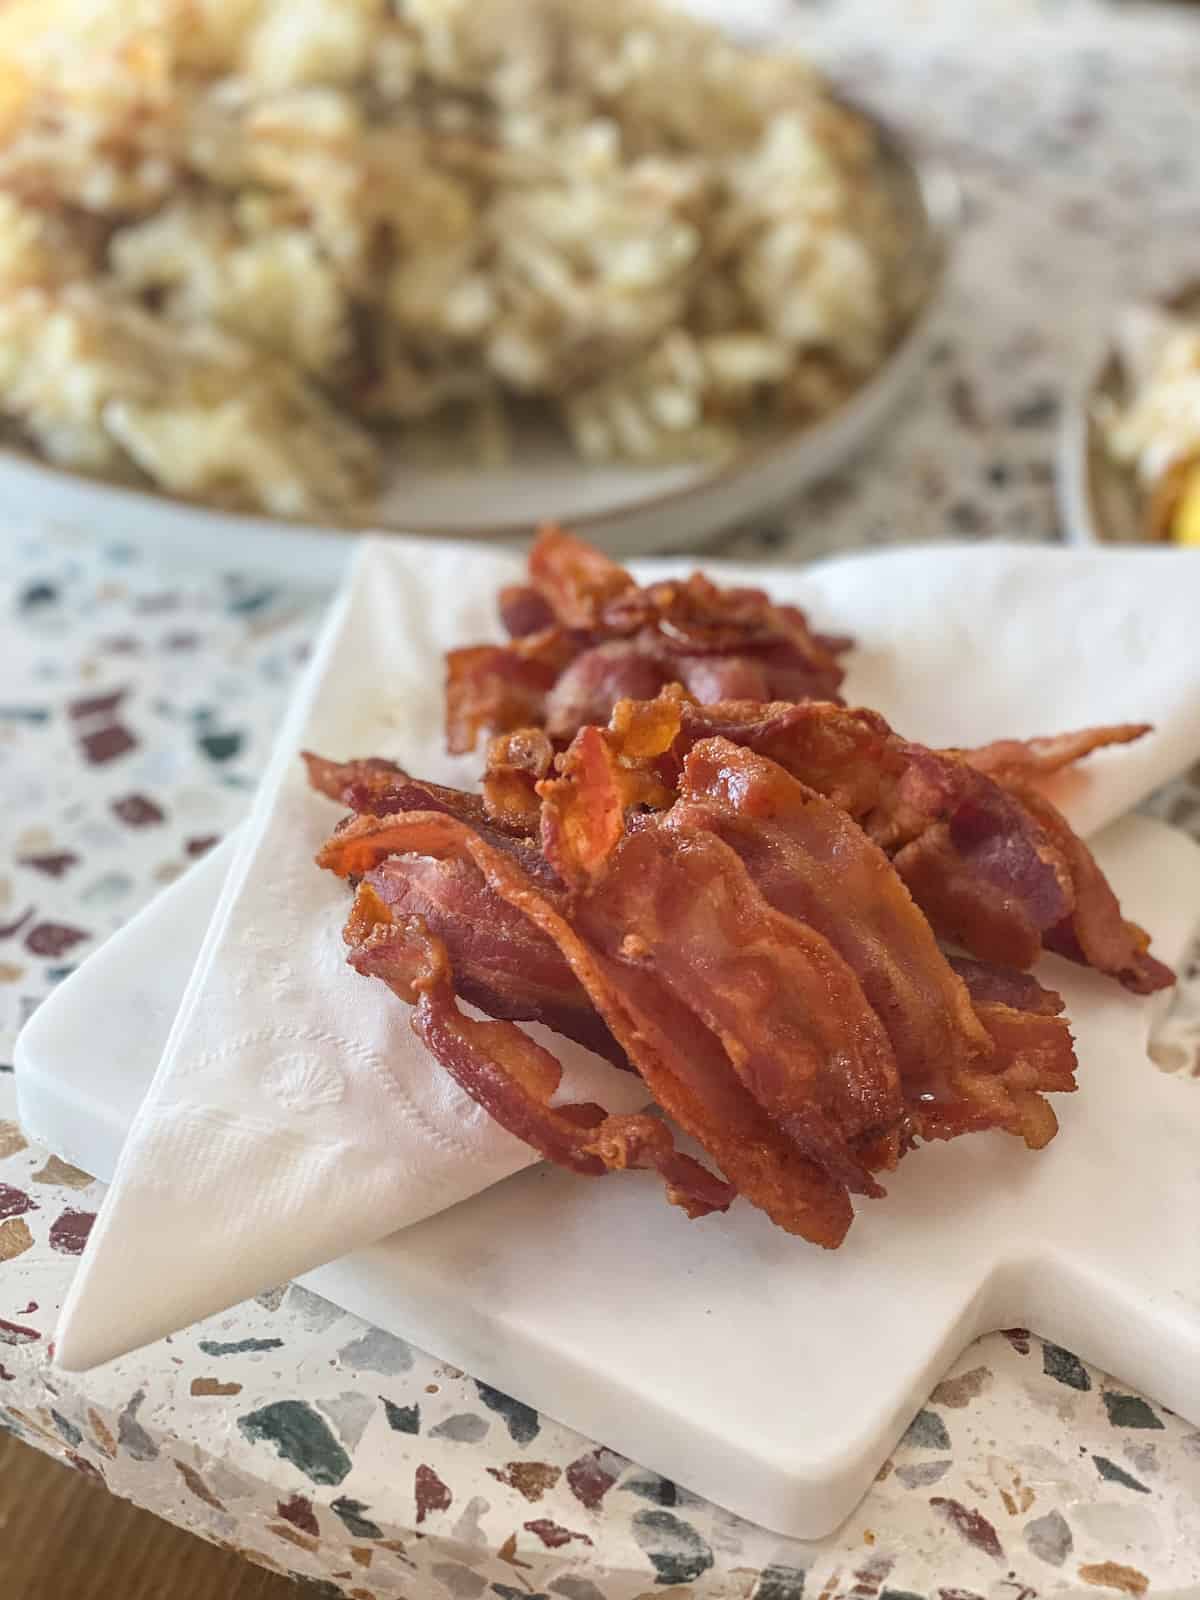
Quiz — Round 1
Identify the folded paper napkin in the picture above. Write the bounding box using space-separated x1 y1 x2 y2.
53 538 1200 1369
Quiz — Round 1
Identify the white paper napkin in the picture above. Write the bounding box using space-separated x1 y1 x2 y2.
53 538 1200 1370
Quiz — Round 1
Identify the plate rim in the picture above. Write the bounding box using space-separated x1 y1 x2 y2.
1057 278 1200 549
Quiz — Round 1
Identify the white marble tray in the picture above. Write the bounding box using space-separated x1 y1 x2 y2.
17 810 1200 1539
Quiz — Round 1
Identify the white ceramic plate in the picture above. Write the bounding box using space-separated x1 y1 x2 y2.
0 113 958 563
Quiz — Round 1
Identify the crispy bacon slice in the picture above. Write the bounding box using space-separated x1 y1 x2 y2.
304 751 640 1071
673 699 903 820
303 752 492 829
923 1010 1065 1147
499 584 556 638
1011 784 1174 994
482 728 554 833
888 819 1068 971
528 523 637 629
602 695 1170 988
962 1000 1077 1149
304 750 633 1062
672 708 1074 934
587 954 861 1243
575 826 903 1194
670 741 987 1078
304 752 408 805
607 697 1074 968
544 640 670 743
537 723 675 888
447 527 849 751
661 740 1074 1147
445 642 564 758
320 809 871 1244
365 855 629 1070
958 724 1151 783
534 731 907 1188
584 953 863 1243
948 956 1065 1016
301 751 543 861
539 725 628 892
474 688 1171 996
344 887 730 1216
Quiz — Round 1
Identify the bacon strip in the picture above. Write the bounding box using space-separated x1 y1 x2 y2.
538 733 908 1183
963 1004 1074 1149
670 741 989 1082
447 526 849 752
617 697 1169 986
539 725 628 891
482 728 554 833
530 692 1168 992
664 740 1074 1147
305 750 634 1064
626 698 1074 968
1011 784 1174 993
319 810 866 1244
345 887 730 1216
576 826 903 1194
889 820 1066 970
544 640 669 743
499 584 555 638
541 638 846 745
958 724 1151 783
366 855 629 1070
674 699 903 820
302 752 545 869
948 956 1065 1016
445 643 562 758
586 952 861 1243
924 1007 1066 1148
528 524 636 629
303 752 492 829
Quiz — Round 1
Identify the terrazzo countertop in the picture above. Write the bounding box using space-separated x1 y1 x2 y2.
4 4 1200 1597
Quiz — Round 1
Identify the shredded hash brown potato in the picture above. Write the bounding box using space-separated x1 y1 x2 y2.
0 0 915 516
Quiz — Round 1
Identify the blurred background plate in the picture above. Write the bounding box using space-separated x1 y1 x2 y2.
0 113 957 565
1058 279 1200 549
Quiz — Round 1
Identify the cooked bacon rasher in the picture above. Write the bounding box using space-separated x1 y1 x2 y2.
307 529 1172 1246
552 692 1169 995
444 525 849 753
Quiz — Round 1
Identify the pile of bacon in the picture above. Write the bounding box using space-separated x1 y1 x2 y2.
307 527 1170 1247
